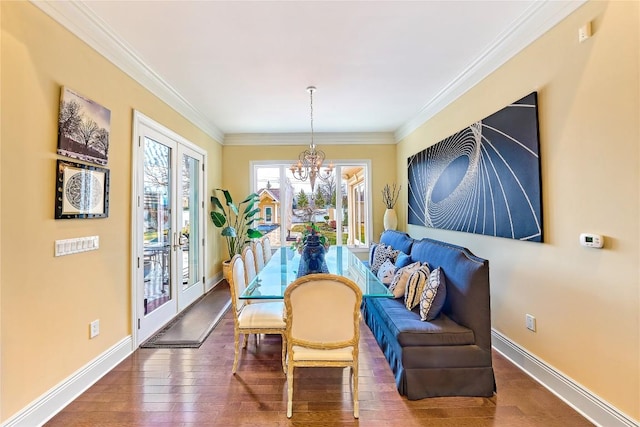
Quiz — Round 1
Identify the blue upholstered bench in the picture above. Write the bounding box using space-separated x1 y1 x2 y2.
362 230 496 399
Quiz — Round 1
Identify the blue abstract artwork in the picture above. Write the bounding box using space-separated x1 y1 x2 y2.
408 92 543 242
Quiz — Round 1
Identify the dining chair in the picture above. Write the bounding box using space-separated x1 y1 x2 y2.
262 236 273 263
241 245 258 286
227 254 286 374
252 240 265 272
283 273 363 418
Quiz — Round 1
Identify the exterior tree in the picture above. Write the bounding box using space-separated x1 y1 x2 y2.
314 188 325 207
319 175 337 207
296 189 309 208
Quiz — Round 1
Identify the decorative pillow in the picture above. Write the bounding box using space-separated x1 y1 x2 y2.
388 261 421 298
368 243 378 267
394 252 412 269
376 259 396 285
405 264 431 310
420 267 447 321
370 243 400 274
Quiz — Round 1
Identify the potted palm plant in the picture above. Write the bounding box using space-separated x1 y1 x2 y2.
210 189 264 281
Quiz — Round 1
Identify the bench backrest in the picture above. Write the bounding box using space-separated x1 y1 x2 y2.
409 237 491 352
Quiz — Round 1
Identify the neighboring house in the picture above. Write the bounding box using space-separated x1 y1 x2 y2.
257 187 280 224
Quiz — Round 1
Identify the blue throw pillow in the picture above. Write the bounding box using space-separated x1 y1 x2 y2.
394 252 411 269
368 243 378 267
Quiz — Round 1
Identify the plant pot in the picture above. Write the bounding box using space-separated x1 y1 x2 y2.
222 259 232 284
383 208 397 231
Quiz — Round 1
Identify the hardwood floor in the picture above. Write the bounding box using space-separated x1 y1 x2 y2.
47 310 593 426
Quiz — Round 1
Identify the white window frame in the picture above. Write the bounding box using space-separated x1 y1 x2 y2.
250 160 372 251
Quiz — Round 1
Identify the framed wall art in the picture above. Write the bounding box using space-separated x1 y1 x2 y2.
55 159 110 219
57 86 111 166
407 92 543 242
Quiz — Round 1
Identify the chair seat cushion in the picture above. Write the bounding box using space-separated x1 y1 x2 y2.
238 302 285 329
291 345 355 361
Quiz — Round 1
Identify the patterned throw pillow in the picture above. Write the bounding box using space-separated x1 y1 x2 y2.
420 267 447 321
376 259 396 285
405 264 431 310
368 243 378 267
388 261 421 298
370 243 400 274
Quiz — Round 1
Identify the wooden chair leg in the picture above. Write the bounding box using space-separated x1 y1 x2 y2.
280 334 287 373
242 333 249 349
353 363 359 418
232 329 240 374
286 363 294 418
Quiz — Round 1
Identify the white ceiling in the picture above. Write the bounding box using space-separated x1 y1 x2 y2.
34 1 584 143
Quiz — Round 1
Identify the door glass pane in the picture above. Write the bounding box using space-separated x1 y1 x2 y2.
340 165 367 246
143 137 172 315
255 167 283 248
181 154 200 290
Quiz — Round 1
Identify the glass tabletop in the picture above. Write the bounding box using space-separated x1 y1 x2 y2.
240 246 393 299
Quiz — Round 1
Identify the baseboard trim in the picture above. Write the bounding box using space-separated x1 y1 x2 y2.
492 329 638 427
205 272 223 293
2 336 133 427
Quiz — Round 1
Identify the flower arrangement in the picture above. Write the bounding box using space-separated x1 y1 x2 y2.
382 183 401 209
290 222 329 253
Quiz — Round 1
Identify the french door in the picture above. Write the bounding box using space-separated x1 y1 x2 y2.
133 112 206 345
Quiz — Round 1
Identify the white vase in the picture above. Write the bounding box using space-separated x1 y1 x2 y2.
383 208 397 231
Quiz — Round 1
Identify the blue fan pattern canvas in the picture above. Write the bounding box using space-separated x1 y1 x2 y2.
408 92 543 242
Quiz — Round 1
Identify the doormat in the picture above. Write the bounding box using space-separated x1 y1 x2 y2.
140 283 231 348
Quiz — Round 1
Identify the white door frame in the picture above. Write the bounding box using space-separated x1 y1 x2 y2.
131 111 207 346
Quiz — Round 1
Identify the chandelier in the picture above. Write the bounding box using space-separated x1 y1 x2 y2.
290 86 333 193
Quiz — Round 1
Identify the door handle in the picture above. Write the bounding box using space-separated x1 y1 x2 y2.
173 232 188 250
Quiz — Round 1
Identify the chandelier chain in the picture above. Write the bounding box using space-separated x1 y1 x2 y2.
308 86 315 150
290 85 333 193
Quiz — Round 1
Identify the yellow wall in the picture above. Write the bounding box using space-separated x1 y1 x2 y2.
222 143 397 241
0 2 222 420
397 0 639 420
1 0 638 423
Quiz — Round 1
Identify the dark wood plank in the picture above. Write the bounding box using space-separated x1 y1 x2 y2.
46 310 593 426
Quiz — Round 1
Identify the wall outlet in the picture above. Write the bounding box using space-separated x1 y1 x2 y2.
578 22 592 43
90 319 100 339
525 314 536 332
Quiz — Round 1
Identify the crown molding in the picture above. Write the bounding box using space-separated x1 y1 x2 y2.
30 0 585 146
223 132 396 146
394 0 587 142
30 0 225 143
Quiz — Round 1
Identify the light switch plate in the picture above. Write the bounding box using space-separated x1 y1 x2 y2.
55 236 100 256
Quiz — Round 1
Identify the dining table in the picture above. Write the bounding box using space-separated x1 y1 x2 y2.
240 245 393 299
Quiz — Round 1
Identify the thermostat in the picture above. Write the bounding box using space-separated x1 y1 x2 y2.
580 233 603 249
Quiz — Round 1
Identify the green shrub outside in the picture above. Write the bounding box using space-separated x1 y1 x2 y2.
290 222 347 245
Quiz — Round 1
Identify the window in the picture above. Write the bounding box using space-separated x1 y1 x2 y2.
252 161 371 250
